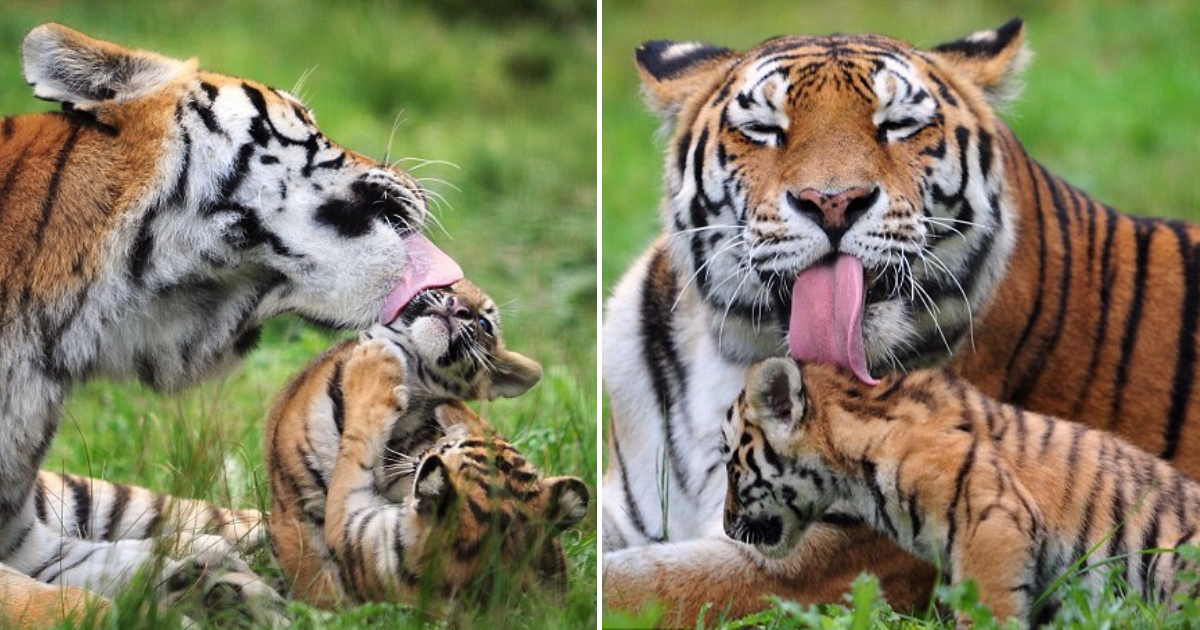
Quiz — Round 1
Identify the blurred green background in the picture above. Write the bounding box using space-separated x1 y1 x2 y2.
0 1 595 628
602 0 1200 291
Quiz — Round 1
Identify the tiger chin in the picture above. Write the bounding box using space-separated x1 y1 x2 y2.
266 280 589 609
725 357 1200 626
0 22 460 628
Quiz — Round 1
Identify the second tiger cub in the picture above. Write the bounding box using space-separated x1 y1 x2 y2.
723 358 1200 625
267 280 588 607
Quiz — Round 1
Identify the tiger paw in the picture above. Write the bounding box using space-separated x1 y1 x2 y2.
342 338 409 437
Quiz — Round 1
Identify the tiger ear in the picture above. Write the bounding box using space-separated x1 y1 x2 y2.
931 18 1031 109
413 455 455 519
488 349 542 400
22 23 195 111
540 476 589 533
746 358 805 425
636 40 738 121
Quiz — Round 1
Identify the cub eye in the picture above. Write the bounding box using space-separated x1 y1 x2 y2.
478 317 494 335
739 122 786 147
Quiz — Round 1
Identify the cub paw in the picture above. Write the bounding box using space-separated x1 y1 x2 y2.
342 338 409 436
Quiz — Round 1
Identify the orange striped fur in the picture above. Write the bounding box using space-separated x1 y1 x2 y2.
726 359 1200 625
267 282 587 608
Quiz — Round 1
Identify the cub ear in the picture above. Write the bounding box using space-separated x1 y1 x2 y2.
746 358 805 425
636 40 738 121
931 18 1031 109
413 455 455 518
540 476 589 532
22 23 195 110
488 349 543 399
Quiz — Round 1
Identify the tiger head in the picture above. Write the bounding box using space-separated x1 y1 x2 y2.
16 24 461 388
637 20 1031 381
366 279 543 401
722 357 838 558
400 433 589 599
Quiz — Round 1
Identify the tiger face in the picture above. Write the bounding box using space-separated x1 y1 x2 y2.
638 20 1031 380
401 434 589 596
367 280 543 401
722 358 836 558
13 24 462 391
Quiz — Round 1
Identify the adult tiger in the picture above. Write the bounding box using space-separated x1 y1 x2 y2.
603 19 1200 621
0 24 460 626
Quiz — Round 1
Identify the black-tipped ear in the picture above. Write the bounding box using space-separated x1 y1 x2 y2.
22 23 194 110
636 40 738 120
414 455 455 518
541 477 589 532
931 18 1030 108
488 349 542 399
746 358 805 424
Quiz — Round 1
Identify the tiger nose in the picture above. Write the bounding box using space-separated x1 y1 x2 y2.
786 186 879 246
446 296 472 320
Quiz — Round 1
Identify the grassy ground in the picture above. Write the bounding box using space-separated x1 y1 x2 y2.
0 1 595 628
601 1 1200 627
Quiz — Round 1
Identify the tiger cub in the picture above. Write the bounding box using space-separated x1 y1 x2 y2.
267 280 589 607
723 358 1200 625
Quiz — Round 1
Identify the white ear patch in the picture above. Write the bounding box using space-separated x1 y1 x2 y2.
22 23 194 108
417 466 446 498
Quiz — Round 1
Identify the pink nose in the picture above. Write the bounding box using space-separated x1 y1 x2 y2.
788 186 878 230
446 296 472 320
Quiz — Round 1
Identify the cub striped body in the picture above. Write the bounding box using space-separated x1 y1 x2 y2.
725 358 1200 625
267 282 588 607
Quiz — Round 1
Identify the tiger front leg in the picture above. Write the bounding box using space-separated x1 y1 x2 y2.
951 474 1043 627
324 338 412 599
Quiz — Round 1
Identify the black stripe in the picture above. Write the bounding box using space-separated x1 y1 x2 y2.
329 361 346 435
1 117 13 139
37 544 101 584
32 125 82 248
103 483 131 541
34 477 47 525
610 425 659 543
1074 205 1120 417
860 459 898 539
67 475 93 539
1003 159 1048 398
128 203 160 286
945 434 977 555
0 146 31 227
1009 164 1073 406
640 249 694 496
1110 220 1154 428
1163 222 1199 460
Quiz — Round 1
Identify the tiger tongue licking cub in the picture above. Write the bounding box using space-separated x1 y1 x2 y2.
380 233 465 324
788 254 877 385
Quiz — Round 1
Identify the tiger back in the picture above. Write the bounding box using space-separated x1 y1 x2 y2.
724 358 1200 625
267 280 588 607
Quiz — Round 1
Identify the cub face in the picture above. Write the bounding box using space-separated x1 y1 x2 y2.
370 280 543 401
403 434 589 596
722 358 835 558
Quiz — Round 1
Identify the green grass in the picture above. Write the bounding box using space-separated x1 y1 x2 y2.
0 1 595 628
602 1 1200 627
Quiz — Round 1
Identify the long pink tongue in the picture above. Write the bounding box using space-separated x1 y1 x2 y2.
379 233 464 324
788 254 878 385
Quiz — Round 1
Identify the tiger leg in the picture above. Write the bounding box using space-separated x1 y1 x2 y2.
0 564 108 629
270 506 347 608
953 483 1041 625
35 470 265 551
325 339 413 601
603 524 935 625
3 492 286 626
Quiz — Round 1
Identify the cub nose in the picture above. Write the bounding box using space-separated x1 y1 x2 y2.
446 295 472 320
786 186 880 247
